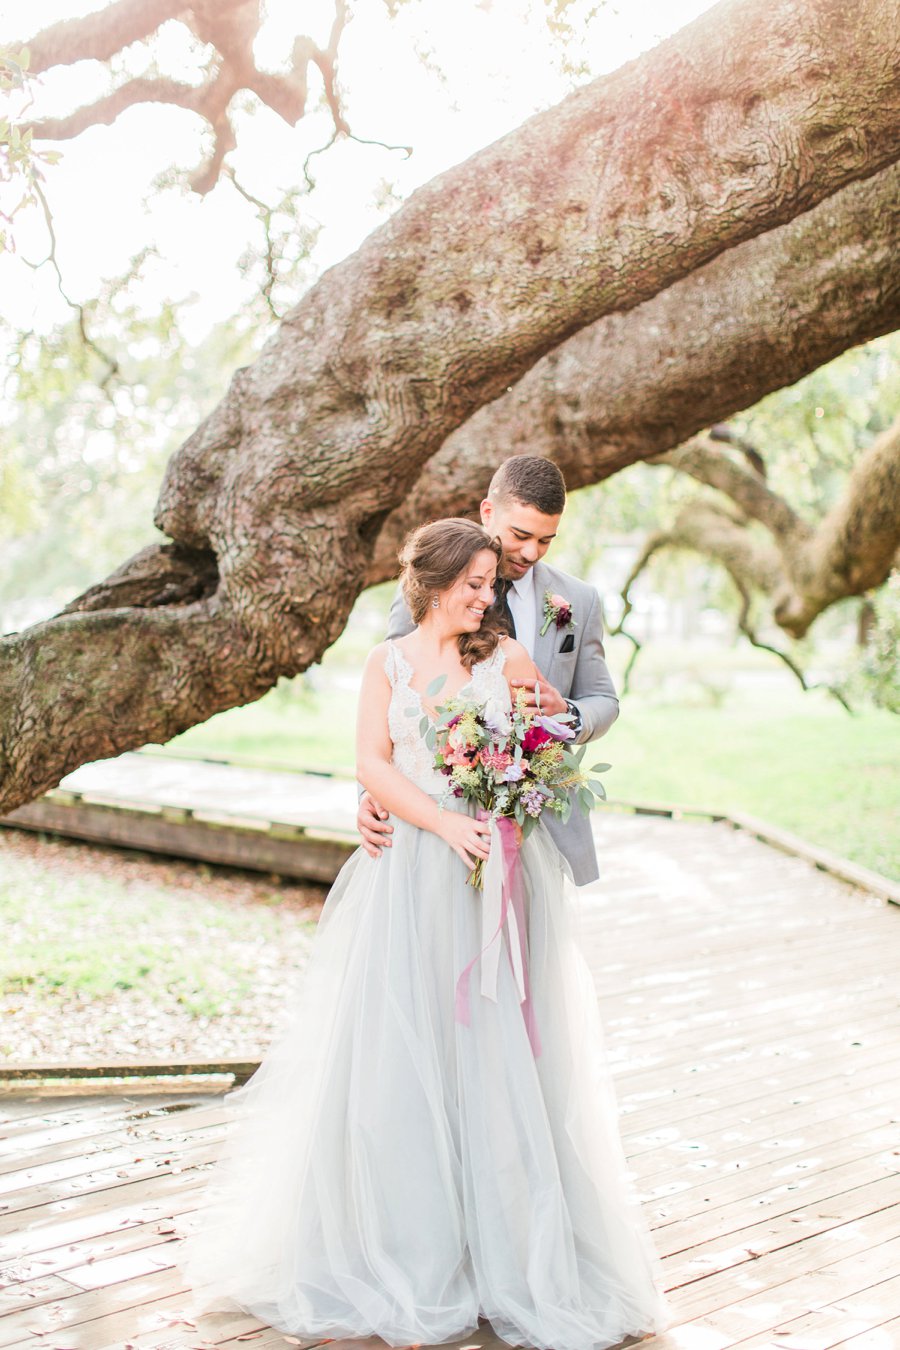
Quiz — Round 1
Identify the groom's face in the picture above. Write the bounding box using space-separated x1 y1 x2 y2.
480 496 561 581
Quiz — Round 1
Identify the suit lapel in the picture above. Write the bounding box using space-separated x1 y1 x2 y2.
531 562 557 678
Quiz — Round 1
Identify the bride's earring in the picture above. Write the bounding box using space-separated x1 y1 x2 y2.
431 595 440 609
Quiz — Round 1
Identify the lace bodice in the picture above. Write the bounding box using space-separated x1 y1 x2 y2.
385 639 510 794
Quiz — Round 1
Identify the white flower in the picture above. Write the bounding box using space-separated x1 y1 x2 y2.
482 697 511 737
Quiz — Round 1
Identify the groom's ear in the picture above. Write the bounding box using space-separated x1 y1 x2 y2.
479 497 493 529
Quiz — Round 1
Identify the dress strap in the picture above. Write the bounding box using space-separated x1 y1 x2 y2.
383 639 413 688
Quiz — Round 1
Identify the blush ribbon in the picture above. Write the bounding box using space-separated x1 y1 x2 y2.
454 813 542 1057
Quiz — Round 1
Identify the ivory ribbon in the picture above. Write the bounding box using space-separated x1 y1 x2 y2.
455 814 542 1056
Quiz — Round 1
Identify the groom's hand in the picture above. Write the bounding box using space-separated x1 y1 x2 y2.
510 677 567 718
358 790 393 858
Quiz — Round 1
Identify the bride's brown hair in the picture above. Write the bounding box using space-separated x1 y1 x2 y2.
399 518 504 669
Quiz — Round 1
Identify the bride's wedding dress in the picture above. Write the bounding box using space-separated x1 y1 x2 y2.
179 641 666 1349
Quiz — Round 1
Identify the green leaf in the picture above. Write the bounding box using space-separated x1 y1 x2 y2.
589 781 607 800
522 815 538 839
425 673 447 697
589 762 611 774
514 800 525 825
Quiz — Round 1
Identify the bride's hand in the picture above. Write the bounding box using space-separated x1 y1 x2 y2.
438 812 492 870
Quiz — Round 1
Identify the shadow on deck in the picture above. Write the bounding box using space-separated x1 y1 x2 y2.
2 815 899 1350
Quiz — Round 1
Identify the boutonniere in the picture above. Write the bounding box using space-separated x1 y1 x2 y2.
540 591 576 637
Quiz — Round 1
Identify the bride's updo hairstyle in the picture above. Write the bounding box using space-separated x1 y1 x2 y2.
399 518 504 669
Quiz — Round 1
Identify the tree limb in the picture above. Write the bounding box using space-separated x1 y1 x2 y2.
369 161 900 578
613 502 856 710
774 412 900 635
20 0 350 195
655 413 900 637
653 438 810 545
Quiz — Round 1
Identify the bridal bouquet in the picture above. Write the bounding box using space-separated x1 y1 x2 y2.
417 678 609 889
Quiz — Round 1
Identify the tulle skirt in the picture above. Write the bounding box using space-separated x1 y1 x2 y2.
179 803 667 1349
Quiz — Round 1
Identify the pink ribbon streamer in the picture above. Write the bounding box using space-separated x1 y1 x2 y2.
455 814 542 1057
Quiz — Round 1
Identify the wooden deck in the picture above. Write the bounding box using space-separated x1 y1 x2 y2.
2 814 899 1350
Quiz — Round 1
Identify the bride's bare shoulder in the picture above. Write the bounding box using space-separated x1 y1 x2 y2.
499 635 538 680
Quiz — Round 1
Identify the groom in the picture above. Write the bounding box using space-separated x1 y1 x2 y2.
357 455 619 886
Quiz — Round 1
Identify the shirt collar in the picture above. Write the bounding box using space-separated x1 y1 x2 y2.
511 568 536 601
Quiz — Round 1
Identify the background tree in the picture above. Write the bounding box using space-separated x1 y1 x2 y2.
1 0 899 815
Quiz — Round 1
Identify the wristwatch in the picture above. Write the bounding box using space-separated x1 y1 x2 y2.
564 699 583 735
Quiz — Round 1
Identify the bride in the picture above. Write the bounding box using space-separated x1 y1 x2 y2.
180 517 666 1350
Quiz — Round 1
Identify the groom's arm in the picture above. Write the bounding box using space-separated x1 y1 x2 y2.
567 588 619 745
386 585 415 640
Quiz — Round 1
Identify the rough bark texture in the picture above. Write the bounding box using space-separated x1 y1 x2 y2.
3 0 900 813
370 162 900 577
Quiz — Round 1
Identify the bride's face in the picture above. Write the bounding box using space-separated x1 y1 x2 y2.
439 548 497 635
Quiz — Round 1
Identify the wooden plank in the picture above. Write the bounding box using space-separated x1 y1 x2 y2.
1 1173 209 1266
628 1082 900 1176
0 1099 227 1176
0 1060 257 1085
662 1187 900 1290
721 1271 900 1347
666 1229 900 1341
725 811 900 904
651 1152 900 1253
621 1057 900 1145
829 1314 900 1348
1 798 355 884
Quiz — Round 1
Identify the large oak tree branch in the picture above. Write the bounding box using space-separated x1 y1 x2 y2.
370 160 900 576
3 0 900 813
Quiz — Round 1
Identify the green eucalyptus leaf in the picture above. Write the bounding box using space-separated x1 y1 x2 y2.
425 673 447 697
589 762 611 774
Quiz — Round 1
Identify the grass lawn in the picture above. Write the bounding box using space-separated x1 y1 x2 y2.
168 672 899 880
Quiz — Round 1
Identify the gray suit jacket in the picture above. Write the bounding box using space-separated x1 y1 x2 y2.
386 559 618 885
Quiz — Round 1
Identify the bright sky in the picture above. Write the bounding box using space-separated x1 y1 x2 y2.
0 0 719 337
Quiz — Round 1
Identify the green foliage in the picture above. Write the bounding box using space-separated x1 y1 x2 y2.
0 47 61 255
730 331 900 518
842 576 900 713
0 256 267 617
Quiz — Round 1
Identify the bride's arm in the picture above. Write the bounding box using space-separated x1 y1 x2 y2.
500 636 541 691
355 645 491 869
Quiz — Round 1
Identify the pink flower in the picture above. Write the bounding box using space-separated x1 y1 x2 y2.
479 748 513 773
443 742 474 766
522 725 553 753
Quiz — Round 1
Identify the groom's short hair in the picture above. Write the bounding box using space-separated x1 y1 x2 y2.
488 456 566 516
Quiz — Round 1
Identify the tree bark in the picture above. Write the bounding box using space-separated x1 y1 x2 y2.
3 0 900 813
370 162 900 576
